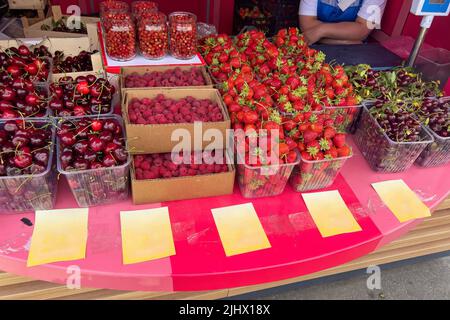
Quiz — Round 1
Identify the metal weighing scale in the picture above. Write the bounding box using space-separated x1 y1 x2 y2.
407 0 450 66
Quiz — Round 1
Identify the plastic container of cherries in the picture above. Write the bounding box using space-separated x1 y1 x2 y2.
56 115 131 207
354 103 434 173
414 97 450 167
0 118 57 214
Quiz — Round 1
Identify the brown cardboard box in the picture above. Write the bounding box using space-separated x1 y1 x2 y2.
0 37 103 81
120 65 214 91
123 88 231 154
8 0 46 10
22 6 99 44
131 154 236 204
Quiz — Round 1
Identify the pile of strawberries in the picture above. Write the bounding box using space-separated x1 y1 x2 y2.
234 29 280 79
199 34 250 83
200 27 359 194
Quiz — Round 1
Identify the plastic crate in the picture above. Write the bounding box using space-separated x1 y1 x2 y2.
0 119 57 214
323 105 363 133
56 115 131 207
415 126 450 167
289 153 352 192
354 105 434 173
236 150 299 198
415 48 450 89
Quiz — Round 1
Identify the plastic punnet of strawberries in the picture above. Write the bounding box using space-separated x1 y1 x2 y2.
283 110 353 192
236 129 300 198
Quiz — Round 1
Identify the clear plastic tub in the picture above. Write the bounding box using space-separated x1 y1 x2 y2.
415 126 450 167
323 105 363 133
415 48 450 89
289 153 352 192
0 119 57 214
414 97 450 167
56 115 131 207
236 150 300 198
354 105 434 173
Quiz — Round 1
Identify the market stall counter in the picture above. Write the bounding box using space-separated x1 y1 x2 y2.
0 136 448 292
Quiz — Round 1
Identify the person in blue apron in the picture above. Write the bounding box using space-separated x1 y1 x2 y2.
299 0 387 45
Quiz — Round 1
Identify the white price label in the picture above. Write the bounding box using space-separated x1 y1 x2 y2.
176 25 193 32
145 25 163 32
111 26 130 32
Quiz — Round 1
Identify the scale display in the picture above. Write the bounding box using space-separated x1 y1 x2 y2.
411 0 450 16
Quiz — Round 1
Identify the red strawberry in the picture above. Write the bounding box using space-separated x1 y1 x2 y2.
333 133 346 148
323 126 336 139
325 147 338 159
303 129 318 143
337 145 352 157
301 151 313 161
286 150 297 163
310 123 323 133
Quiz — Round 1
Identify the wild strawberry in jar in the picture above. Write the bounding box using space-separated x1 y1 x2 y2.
100 0 129 21
132 1 158 21
104 14 136 61
138 13 168 60
169 12 197 60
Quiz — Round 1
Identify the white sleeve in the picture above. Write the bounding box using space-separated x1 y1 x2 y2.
299 0 318 16
358 0 387 21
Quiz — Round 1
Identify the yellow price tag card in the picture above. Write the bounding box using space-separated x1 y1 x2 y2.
372 179 431 223
120 207 176 265
27 208 89 267
212 203 271 257
302 190 362 237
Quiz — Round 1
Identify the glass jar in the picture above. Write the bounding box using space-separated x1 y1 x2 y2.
132 1 158 21
100 0 129 22
169 12 197 60
138 13 168 60
103 14 136 61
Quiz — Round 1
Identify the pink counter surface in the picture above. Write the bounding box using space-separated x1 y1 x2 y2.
0 137 449 292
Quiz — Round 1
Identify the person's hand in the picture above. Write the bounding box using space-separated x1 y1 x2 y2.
303 25 324 45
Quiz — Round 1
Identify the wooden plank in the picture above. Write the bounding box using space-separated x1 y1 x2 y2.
227 237 450 298
8 0 46 10
0 273 33 287
0 279 98 300
437 197 450 210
